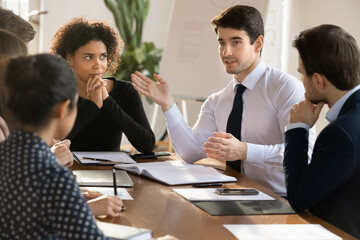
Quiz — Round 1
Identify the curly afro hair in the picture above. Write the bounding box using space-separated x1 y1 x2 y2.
50 17 124 74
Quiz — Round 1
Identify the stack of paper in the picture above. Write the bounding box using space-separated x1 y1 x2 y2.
80 187 133 200
115 160 236 185
96 221 152 239
224 224 341 240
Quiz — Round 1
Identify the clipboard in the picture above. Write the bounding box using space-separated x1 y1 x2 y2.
73 151 136 165
192 200 296 216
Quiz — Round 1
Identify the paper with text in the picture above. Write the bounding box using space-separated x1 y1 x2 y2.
173 188 274 201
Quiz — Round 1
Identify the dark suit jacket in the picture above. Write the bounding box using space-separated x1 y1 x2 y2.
284 89 360 238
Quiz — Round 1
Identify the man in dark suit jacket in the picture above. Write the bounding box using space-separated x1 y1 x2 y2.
283 24 360 238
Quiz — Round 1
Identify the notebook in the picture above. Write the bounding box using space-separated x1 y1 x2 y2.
96 221 152 240
73 170 134 187
114 160 236 185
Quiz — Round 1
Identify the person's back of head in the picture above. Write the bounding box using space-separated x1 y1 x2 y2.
0 29 28 58
0 7 35 43
293 24 360 90
210 5 264 44
4 54 77 130
0 29 28 128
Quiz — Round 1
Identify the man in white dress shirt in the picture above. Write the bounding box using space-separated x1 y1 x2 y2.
131 5 315 196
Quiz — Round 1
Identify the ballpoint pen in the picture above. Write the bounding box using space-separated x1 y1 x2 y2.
113 168 118 196
83 157 112 162
113 169 126 211
192 183 223 188
82 157 123 165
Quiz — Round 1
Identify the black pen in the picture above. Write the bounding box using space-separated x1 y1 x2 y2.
83 157 112 162
82 157 123 164
113 169 126 212
113 168 118 196
193 183 222 188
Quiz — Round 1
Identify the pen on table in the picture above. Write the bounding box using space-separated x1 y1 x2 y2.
192 183 222 188
83 157 112 162
82 157 123 165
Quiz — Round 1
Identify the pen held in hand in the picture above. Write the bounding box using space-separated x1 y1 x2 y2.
113 169 126 211
113 169 126 212
113 168 118 196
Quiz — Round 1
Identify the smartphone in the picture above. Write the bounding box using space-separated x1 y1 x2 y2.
215 188 259 195
131 151 171 159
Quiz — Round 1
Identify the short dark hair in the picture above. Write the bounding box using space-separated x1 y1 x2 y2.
210 5 264 44
4 54 77 128
0 29 28 58
293 24 360 90
50 17 123 74
0 7 36 43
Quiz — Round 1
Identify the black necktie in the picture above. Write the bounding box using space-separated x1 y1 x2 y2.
226 84 246 172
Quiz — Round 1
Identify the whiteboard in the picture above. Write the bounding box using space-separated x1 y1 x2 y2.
160 0 269 100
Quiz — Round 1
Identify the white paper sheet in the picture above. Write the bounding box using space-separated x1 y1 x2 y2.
172 188 274 201
80 187 133 200
224 224 342 240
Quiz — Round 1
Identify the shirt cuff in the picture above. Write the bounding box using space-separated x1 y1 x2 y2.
163 103 182 127
246 143 266 164
285 122 310 132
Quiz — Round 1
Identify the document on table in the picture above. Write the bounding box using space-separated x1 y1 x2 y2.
223 224 342 240
173 188 274 201
115 160 237 185
73 151 136 165
73 170 133 187
96 221 152 239
80 187 133 200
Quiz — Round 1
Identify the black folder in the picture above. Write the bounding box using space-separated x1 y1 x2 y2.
192 200 296 216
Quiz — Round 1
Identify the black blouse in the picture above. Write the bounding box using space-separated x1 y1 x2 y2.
67 78 155 153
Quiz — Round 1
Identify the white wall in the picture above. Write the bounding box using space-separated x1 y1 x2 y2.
284 0 360 134
39 0 174 52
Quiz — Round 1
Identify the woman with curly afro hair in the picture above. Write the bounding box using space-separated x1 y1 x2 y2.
51 18 155 153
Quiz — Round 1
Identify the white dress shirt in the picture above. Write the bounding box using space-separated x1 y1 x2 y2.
164 61 316 195
286 85 360 132
326 85 360 122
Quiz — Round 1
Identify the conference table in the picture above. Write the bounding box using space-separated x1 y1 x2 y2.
71 155 356 240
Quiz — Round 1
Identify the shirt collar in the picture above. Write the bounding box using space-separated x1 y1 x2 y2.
326 84 360 122
231 61 266 91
